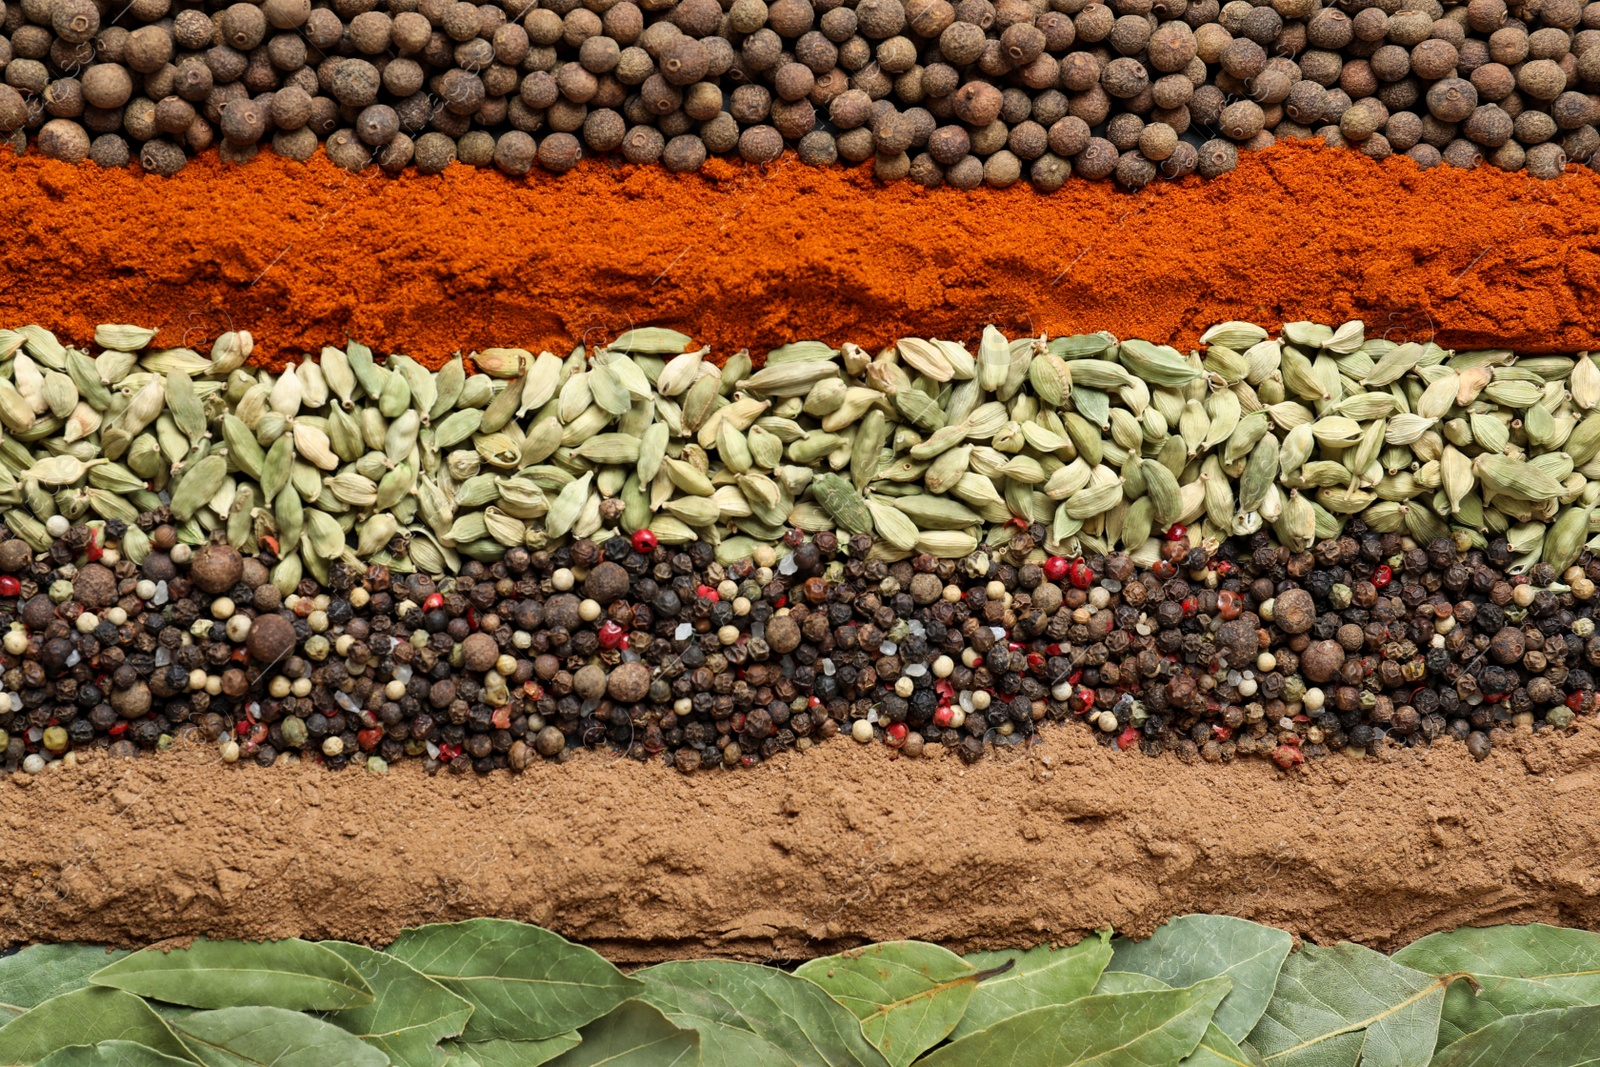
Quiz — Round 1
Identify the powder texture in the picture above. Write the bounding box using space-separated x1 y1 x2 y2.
4 719 1600 961
2 142 1598 369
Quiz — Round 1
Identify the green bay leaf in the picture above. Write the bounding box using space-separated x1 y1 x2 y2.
38 1039 196 1067
917 976 1231 1067
321 941 473 1067
797 942 975 1067
0 987 195 1065
438 1033 581 1067
1427 1004 1600 1067
952 931 1113 1040
1111 915 1292 1041
169 1005 388 1067
543 1000 697 1067
1096 972 1264 1067
1394 924 1600 1049
385 919 639 1043
1246 942 1452 1067
90 938 373 1011
0 945 131 1018
637 960 889 1067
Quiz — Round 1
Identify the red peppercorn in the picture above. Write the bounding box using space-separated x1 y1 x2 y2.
423 592 445 611
1066 558 1093 589
1213 724 1233 741
1043 555 1069 581
1372 564 1392 588
1568 690 1588 712
0 576 19 597
491 706 511 729
1216 589 1242 620
110 721 128 736
438 743 461 762
933 706 955 728
1152 559 1177 579
1026 652 1045 670
1067 669 1082 686
83 532 102 562
1165 523 1187 541
1181 597 1197 617
731 712 746 732
1117 726 1141 751
598 620 627 649
465 608 478 631
1213 560 1233 576
1272 744 1305 769
696 584 719 602
357 727 383 752
885 722 908 747
631 529 657 553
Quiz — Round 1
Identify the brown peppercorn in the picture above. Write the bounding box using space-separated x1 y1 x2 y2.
37 118 89 162
485 128 531 174
88 133 129 166
797 128 837 164
951 80 1003 124
1464 102 1513 144
413 130 456 172
1102 56 1151 98
537 130 582 171
1075 135 1118 178
1525 141 1568 176
621 123 664 162
1048 114 1091 156
738 123 784 162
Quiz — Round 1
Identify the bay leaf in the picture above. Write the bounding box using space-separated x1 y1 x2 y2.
38 1040 195 1066
90 938 373 1011
0 987 194 1065
321 941 473 1067
542 1000 698 1067
1097 971 1265 1067
950 931 1113 1040
0 945 131 1018
637 960 889 1067
437 1033 580 1067
1426 1004 1600 1067
1246 942 1453 1067
168 1005 388 1067
1394 924 1600 1049
1111 915 1292 1041
917 976 1231 1067
385 919 639 1042
796 942 975 1067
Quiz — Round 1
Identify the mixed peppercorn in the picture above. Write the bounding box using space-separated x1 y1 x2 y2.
0 508 1594 776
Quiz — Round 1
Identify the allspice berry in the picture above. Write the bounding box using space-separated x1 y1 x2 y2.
462 632 499 672
36 118 89 162
247 612 297 666
191 545 244 594
738 123 784 162
538 131 582 171
493 129 536 173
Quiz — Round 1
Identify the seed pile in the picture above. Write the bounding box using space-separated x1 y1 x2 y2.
0 0 1596 183
0 515 1593 777
0 320 1597 586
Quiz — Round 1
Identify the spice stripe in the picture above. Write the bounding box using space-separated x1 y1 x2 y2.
3 143 1600 364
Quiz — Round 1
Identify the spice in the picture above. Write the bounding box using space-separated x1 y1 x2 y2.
1 146 1598 362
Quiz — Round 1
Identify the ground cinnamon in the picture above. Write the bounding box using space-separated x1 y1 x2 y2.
2 140 1598 371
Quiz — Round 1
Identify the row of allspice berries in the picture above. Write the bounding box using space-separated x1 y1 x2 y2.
0 317 1596 774
0 0 1597 184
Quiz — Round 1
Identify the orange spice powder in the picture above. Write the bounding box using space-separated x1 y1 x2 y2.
2 140 1598 370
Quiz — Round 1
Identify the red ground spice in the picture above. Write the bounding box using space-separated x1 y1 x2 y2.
1 141 1598 370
